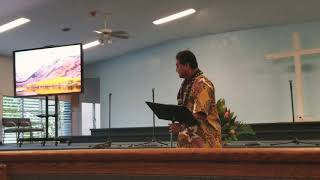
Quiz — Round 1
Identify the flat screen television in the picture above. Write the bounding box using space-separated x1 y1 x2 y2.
13 44 83 97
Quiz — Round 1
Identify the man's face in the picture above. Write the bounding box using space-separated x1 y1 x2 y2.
176 59 188 78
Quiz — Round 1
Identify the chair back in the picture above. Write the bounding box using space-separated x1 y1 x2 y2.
2 118 31 127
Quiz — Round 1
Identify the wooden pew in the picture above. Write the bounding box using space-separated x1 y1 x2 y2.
0 148 319 179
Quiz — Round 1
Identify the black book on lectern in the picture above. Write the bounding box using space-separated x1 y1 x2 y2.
146 102 199 126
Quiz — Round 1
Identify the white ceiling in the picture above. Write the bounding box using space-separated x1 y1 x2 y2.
1 0 320 64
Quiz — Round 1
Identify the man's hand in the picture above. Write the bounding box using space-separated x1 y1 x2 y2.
169 123 185 135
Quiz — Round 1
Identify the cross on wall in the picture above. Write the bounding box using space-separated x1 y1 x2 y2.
266 32 320 121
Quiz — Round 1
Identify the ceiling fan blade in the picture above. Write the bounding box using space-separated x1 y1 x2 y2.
111 34 129 39
112 30 127 34
93 30 102 34
111 31 129 39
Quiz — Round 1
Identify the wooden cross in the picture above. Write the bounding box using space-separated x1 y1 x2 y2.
266 32 320 121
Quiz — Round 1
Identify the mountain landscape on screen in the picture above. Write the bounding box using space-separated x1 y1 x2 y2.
16 55 81 96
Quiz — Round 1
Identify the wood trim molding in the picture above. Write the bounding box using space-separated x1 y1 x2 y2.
0 148 319 178
0 164 7 180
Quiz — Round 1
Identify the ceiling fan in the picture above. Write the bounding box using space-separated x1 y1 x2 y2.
90 10 129 45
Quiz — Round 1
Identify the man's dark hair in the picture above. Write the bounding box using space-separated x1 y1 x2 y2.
176 50 198 69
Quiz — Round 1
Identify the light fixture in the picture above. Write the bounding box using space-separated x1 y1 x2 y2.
153 9 196 25
0 18 30 33
83 40 100 50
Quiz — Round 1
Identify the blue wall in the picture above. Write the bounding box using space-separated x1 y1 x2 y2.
86 21 320 128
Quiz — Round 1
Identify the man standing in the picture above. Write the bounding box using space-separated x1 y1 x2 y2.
169 50 222 148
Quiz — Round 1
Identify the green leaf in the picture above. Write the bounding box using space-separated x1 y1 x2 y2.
231 116 237 124
230 112 234 118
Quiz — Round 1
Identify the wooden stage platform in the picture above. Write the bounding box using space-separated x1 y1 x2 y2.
0 148 319 179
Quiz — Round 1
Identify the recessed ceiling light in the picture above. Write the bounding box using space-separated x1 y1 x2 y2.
0 18 30 33
83 40 100 50
153 9 196 25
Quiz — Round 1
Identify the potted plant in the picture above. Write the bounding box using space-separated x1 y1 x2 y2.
217 99 255 143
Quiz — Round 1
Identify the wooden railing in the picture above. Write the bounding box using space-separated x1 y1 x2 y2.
0 148 320 179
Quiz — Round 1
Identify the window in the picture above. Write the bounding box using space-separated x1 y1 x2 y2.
2 96 72 144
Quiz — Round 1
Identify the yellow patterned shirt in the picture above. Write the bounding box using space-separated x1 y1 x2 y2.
177 70 222 148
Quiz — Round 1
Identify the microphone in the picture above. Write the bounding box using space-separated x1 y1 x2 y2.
152 88 155 103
